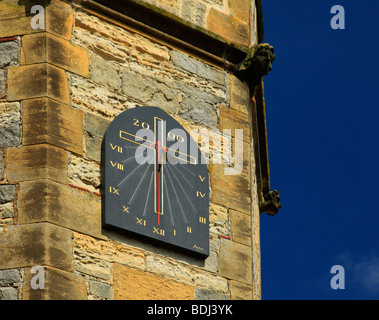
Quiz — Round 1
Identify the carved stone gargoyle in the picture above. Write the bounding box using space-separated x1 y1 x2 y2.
260 190 281 216
233 43 275 91
233 43 281 216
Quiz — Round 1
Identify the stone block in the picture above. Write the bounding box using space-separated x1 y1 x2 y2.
0 0 26 19
219 239 252 284
73 232 146 270
85 136 102 162
228 0 251 23
195 288 229 300
120 69 176 113
209 203 230 237
0 102 21 148
90 54 120 90
21 32 89 77
74 11 170 62
7 144 68 184
170 50 225 85
179 96 218 128
69 74 126 118
23 98 84 155
229 280 253 300
85 113 111 139
0 269 21 285
230 209 251 246
204 251 218 272
68 154 101 193
219 105 250 142
210 162 250 213
0 223 73 271
0 150 3 180
207 8 250 46
176 81 223 128
181 0 208 27
0 70 5 99
46 0 74 40
233 138 251 182
229 75 250 115
0 203 14 219
0 0 73 38
192 271 229 293
145 0 181 16
74 257 112 281
89 281 113 300
0 185 15 204
113 263 195 300
23 266 87 300
17 180 102 237
0 16 39 38
7 63 69 104
0 287 17 300
0 40 19 68
121 70 155 103
145 255 193 282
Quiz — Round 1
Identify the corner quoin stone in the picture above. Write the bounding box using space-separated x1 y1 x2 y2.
17 179 102 238
7 63 70 104
210 163 251 214
228 0 251 24
0 0 74 39
7 144 68 184
219 239 252 285
0 223 73 272
23 98 84 155
219 104 250 142
23 266 87 300
21 32 89 78
45 0 74 40
207 8 250 47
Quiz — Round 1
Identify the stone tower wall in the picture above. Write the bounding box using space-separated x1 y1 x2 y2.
0 0 262 300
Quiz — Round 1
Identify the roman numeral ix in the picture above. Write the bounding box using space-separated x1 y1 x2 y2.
109 186 119 195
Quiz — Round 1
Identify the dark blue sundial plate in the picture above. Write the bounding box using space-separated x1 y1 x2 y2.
103 106 209 258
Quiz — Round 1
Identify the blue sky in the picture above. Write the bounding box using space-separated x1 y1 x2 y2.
260 0 379 299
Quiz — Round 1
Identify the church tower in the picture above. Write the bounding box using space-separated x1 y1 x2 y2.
0 0 279 300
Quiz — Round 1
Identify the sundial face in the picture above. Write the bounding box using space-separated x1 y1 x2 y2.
103 106 209 257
